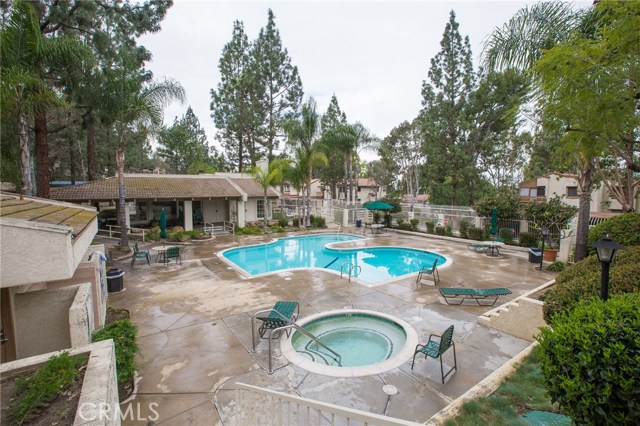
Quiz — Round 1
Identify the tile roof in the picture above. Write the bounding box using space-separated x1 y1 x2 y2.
0 193 97 237
50 174 276 201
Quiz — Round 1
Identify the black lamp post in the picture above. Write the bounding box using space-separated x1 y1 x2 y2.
538 227 549 271
594 235 625 300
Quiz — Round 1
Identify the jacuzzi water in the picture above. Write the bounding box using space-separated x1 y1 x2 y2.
291 313 408 367
221 233 447 284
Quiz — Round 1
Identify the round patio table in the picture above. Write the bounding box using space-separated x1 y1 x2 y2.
149 245 177 263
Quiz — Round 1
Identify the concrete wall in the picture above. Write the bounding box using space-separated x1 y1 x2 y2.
69 283 93 347
13 285 78 358
478 297 546 341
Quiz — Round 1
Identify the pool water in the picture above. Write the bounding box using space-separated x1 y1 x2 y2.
291 313 407 367
222 233 446 284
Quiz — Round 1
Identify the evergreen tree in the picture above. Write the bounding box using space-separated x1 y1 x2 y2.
157 107 210 173
420 10 476 206
318 94 348 199
321 94 347 132
252 9 304 161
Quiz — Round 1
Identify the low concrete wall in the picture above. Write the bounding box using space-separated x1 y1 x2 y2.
69 283 93 347
0 340 120 426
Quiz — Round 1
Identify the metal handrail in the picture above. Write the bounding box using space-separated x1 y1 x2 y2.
340 263 360 282
340 262 352 278
268 323 342 374
251 308 293 352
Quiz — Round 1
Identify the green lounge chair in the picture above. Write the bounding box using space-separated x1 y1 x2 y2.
411 324 457 384
164 246 182 265
416 259 440 286
467 243 489 253
131 242 150 267
255 301 300 339
439 287 512 306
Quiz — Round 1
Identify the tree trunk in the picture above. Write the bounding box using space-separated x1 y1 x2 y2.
87 119 97 181
116 135 129 249
575 159 595 262
69 138 76 184
19 113 34 196
263 192 268 229
34 109 50 198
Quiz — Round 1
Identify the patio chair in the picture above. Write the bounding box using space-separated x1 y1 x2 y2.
439 287 512 306
467 243 489 253
164 246 182 266
411 324 457 384
254 301 300 339
131 242 150 267
416 259 440 286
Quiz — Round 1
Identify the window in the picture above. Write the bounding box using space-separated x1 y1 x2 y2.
537 186 546 196
281 184 290 193
520 188 531 196
257 199 264 219
567 186 578 197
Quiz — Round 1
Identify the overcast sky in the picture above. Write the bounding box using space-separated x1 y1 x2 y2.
139 0 588 156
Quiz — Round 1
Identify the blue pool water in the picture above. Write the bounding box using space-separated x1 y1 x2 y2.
221 233 446 284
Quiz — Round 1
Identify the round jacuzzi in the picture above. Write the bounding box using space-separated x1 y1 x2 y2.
281 310 419 377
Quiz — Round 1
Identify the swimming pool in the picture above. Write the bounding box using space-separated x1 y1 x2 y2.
220 233 449 284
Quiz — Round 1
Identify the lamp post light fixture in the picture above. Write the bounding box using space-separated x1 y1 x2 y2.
538 227 550 271
594 235 625 300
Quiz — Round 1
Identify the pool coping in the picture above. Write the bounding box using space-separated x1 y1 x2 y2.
216 232 453 287
280 309 420 378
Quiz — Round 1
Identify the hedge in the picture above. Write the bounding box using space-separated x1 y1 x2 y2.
542 245 640 324
587 211 640 251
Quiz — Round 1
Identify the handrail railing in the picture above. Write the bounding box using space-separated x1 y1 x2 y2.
99 225 147 241
268 323 341 374
340 263 361 282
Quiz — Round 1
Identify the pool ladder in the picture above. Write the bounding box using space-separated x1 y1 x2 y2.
255 323 342 374
340 263 361 282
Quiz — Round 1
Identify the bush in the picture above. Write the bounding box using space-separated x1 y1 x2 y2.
499 228 514 245
587 211 640 251
270 225 285 233
311 215 326 228
537 293 640 426
93 319 138 386
542 246 640 323
396 218 404 227
459 219 470 239
467 226 484 241
425 220 435 234
435 224 446 235
373 212 381 224
239 226 261 235
519 231 538 248
546 261 565 272
292 217 300 227
445 225 453 237
409 218 419 231
472 189 521 219
278 217 288 227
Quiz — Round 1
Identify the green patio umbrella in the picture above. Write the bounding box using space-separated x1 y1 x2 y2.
160 208 167 240
489 208 498 236
364 200 393 211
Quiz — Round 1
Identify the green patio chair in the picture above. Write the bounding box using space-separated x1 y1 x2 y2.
411 324 457 384
439 287 512 306
164 246 182 266
416 259 440 286
131 242 150 267
255 301 299 339
467 243 489 253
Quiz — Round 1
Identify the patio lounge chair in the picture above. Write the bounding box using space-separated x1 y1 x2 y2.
131 242 150 267
255 301 300 339
467 243 489 253
164 246 182 265
439 287 512 306
411 324 457 384
416 259 440 286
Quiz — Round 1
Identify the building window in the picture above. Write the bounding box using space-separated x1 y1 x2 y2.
567 186 578 197
257 199 264 219
537 186 546 196
520 188 531 196
281 184 290 193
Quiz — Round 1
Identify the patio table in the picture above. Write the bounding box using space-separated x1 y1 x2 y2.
149 245 177 263
484 241 504 257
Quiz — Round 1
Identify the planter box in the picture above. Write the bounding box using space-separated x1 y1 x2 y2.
543 249 558 262
0 340 120 426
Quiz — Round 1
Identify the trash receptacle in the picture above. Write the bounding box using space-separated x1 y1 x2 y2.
106 268 125 292
528 248 542 263
355 219 362 228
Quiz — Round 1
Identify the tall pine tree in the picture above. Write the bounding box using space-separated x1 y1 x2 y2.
157 107 211 173
420 11 476 205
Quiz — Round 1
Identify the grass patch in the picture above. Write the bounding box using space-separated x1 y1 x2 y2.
92 319 138 386
5 352 87 426
444 349 561 426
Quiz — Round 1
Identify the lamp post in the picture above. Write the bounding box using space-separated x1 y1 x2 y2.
538 227 549 271
594 235 625 300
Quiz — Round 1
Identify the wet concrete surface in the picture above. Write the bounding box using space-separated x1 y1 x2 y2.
104 229 554 425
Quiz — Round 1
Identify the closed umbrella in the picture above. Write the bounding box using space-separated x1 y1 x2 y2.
160 208 167 240
364 200 393 211
490 208 498 237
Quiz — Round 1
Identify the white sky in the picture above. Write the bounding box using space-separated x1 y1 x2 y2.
138 0 589 156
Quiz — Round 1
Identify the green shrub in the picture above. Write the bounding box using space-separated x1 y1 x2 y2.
93 319 138 386
238 226 261 234
311 215 326 228
396 218 404 227
7 352 87 425
373 212 381 224
409 218 419 231
467 226 484 241
398 223 412 231
472 188 521 219
499 228 514 245
543 246 640 323
292 217 300 227
425 220 435 234
587 212 640 251
546 261 565 272
278 217 288 227
537 293 640 426
146 231 160 241
435 224 445 235
518 231 539 247
459 219 470 239
445 225 453 236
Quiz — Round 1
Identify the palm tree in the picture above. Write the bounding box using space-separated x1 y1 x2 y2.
106 58 185 248
285 98 328 226
248 158 290 229
481 2 598 262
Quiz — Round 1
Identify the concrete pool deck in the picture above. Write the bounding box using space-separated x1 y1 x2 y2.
105 229 555 425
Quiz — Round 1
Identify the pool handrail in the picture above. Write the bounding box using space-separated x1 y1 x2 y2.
268 323 342 374
340 263 361 282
